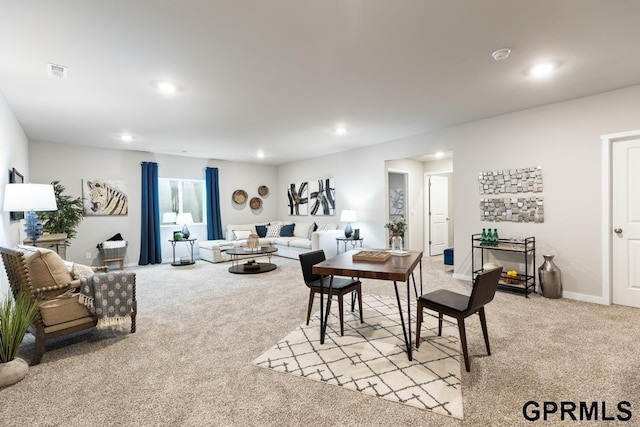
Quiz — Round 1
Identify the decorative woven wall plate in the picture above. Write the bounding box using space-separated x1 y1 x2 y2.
233 189 248 204
250 197 263 210
258 185 269 197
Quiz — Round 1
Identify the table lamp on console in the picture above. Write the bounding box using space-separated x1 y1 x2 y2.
340 209 357 238
3 183 58 245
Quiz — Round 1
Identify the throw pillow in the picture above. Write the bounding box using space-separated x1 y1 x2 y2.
280 223 295 237
255 224 268 238
25 249 74 297
72 263 95 280
233 230 252 240
293 222 313 238
265 224 282 238
308 222 317 240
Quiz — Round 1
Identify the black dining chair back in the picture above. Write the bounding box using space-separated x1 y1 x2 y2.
298 250 363 336
415 267 503 372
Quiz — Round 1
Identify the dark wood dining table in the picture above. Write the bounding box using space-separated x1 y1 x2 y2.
312 249 423 361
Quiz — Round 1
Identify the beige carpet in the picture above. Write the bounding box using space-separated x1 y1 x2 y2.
254 293 463 418
1 255 639 426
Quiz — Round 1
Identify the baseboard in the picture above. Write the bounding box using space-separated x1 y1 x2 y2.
452 273 472 282
561 291 609 305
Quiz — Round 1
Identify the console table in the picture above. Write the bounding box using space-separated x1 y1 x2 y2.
336 237 364 254
23 233 67 260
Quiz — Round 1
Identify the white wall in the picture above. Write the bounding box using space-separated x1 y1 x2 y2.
279 84 640 301
28 141 278 265
0 90 29 298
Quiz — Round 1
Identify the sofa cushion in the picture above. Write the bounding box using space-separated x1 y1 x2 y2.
293 222 314 239
272 237 295 246
38 293 93 326
25 249 73 297
255 224 268 238
226 223 257 240
266 224 282 238
280 223 295 237
233 230 253 240
289 238 312 250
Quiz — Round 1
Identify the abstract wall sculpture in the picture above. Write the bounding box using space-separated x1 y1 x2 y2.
478 166 543 194
480 197 544 223
287 182 308 215
310 178 335 216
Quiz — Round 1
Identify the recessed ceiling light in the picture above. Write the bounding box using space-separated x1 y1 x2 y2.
256 150 265 158
335 126 348 135
529 62 555 78
120 133 135 142
491 48 511 61
435 151 444 159
154 80 181 95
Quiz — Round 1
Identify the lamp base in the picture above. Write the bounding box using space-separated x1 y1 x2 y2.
182 224 191 239
24 210 44 245
344 223 353 238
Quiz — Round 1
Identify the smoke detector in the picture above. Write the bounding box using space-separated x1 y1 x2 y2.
46 62 69 79
492 48 511 61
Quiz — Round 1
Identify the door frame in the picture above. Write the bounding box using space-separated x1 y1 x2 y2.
387 169 409 249
601 129 640 305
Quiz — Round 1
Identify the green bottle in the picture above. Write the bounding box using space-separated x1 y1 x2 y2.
492 229 499 246
481 228 488 245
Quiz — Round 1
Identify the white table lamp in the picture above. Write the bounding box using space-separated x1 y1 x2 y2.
340 209 357 238
4 183 58 245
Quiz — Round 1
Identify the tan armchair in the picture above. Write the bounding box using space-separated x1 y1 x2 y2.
0 246 137 365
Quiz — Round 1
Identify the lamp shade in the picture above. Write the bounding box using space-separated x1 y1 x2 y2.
176 212 194 225
162 212 177 223
340 209 357 222
3 183 57 212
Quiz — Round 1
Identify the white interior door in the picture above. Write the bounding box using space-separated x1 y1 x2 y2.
428 175 449 256
612 137 640 307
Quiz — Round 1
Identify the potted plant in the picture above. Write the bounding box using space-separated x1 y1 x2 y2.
384 217 407 236
385 217 407 250
39 181 85 245
0 291 38 388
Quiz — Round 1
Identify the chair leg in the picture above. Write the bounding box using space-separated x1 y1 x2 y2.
438 313 443 336
457 318 470 372
31 326 45 366
338 294 345 336
479 307 491 355
306 290 315 325
415 301 423 348
357 288 363 323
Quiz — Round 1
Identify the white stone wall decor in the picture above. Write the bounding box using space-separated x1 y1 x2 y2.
480 197 544 223
478 166 543 195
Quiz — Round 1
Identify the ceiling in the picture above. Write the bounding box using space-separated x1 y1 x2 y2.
1 1 640 166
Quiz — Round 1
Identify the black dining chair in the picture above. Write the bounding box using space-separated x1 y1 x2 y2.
415 267 503 372
299 250 363 336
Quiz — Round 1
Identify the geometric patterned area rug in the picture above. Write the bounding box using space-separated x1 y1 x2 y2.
253 293 463 419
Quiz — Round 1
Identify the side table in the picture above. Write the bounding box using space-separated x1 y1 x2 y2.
169 238 197 266
336 237 364 254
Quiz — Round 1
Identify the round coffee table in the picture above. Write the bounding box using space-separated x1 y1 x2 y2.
225 246 279 274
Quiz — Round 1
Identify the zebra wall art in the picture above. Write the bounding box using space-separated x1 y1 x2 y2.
83 179 128 216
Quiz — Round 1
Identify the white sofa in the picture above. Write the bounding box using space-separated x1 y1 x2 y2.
198 220 345 263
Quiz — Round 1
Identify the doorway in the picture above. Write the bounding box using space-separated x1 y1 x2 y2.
602 130 640 308
387 171 408 248
426 175 449 255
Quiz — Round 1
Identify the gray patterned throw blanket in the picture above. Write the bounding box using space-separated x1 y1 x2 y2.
79 271 135 330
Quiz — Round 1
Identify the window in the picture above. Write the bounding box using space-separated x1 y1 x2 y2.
159 178 205 224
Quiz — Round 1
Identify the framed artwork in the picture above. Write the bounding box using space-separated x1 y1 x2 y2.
82 179 128 216
9 168 24 220
310 178 335 216
389 188 405 216
287 182 308 216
